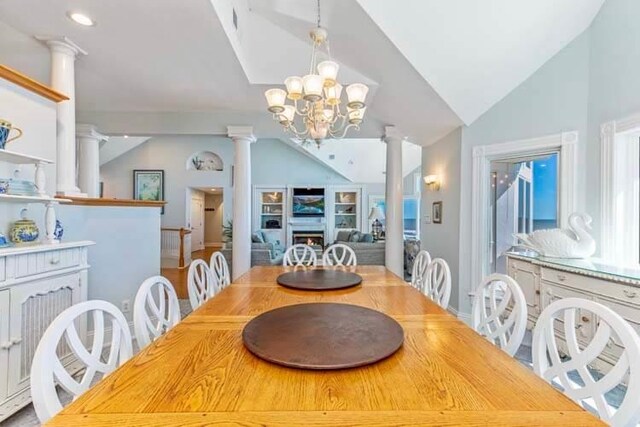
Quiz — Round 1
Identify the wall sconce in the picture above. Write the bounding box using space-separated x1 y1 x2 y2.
424 175 441 191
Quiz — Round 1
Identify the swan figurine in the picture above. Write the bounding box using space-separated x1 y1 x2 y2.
514 213 596 259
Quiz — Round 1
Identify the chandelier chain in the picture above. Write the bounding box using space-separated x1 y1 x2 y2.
317 0 321 28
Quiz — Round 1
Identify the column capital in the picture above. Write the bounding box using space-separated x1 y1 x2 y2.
383 126 406 143
227 126 256 143
76 124 108 142
35 36 88 57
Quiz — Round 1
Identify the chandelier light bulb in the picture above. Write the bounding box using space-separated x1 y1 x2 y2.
346 83 369 109
284 76 303 100
324 83 343 106
309 123 329 140
317 60 339 87
348 106 366 124
279 105 296 124
302 74 324 101
265 88 286 113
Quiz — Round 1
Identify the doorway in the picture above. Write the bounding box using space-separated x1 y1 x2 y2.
490 153 559 273
201 187 224 249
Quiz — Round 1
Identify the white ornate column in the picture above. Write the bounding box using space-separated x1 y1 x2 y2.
77 124 107 198
228 126 256 280
384 126 404 277
37 36 87 196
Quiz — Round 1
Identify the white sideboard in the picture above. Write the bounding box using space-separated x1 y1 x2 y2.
507 252 640 373
0 241 93 421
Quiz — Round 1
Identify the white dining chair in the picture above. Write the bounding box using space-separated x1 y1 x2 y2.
283 244 318 267
133 276 181 348
322 243 357 266
187 259 218 310
410 250 432 291
30 300 133 423
423 258 451 309
532 298 640 426
209 251 231 289
472 273 527 357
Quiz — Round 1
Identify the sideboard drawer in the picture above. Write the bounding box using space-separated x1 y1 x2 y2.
0 258 5 282
13 248 82 278
540 267 581 288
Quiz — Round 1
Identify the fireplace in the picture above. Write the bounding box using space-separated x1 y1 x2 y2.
292 230 325 249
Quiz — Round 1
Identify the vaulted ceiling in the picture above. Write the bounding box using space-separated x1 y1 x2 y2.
0 0 604 145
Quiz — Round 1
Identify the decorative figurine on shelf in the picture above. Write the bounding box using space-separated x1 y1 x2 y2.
0 119 23 150
0 178 8 194
514 212 596 259
0 232 9 248
54 220 64 242
10 208 39 245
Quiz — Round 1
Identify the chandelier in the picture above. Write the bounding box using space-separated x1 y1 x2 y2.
264 0 369 148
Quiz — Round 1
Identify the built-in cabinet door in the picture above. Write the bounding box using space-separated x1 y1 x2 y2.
594 297 640 364
507 258 539 322
541 281 595 348
7 273 82 397
0 289 9 401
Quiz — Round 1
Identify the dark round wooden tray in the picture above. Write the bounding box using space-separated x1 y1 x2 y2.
276 269 362 291
242 303 404 370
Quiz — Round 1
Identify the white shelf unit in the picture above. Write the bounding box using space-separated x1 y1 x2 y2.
0 148 63 244
253 187 287 247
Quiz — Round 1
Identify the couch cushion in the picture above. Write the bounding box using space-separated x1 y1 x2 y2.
359 233 374 243
251 231 265 243
335 230 353 242
349 231 362 242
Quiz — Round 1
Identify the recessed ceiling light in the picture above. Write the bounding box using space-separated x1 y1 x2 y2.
123 135 129 139
68 12 95 27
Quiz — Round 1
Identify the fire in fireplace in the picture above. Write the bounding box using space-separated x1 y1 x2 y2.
292 230 325 249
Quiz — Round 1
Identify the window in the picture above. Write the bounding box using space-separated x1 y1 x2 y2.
403 197 419 238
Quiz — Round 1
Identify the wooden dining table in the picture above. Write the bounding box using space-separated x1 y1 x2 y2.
47 265 603 426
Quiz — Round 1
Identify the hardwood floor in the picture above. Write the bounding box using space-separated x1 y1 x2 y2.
162 245 221 299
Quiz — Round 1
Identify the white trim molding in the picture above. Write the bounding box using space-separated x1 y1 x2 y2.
470 131 578 304
601 113 640 266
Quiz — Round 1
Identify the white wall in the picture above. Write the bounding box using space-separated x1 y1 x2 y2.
0 74 57 237
420 128 462 310
57 204 161 321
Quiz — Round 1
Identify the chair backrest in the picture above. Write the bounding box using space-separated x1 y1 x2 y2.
209 251 231 289
283 244 318 267
423 258 452 309
410 250 432 291
187 259 217 310
532 297 640 426
322 243 357 266
472 273 527 357
133 276 181 348
30 300 133 423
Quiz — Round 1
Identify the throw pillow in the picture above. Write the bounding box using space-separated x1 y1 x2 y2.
335 230 352 242
263 232 280 246
349 231 362 242
359 233 374 243
251 231 265 243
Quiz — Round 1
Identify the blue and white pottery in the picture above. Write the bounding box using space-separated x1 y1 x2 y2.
54 220 64 241
10 209 39 245
0 119 23 150
0 179 8 194
0 232 9 248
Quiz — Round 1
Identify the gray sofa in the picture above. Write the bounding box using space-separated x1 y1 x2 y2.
334 230 385 265
221 241 284 278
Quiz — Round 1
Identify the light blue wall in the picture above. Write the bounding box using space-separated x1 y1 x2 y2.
251 140 350 185
450 0 640 315
421 127 462 310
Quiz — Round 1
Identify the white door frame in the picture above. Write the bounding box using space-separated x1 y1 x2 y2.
470 131 577 293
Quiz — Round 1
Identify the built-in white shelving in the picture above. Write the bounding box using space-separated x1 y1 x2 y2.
0 149 53 165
